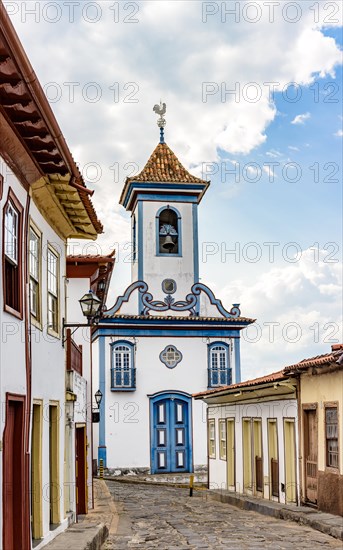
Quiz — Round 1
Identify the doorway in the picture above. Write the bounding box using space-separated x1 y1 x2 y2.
303 407 318 504
150 393 192 474
31 402 43 539
3 395 26 550
75 425 88 515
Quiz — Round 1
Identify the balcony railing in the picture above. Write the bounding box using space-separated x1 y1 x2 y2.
208 368 232 388
111 367 136 390
66 328 83 376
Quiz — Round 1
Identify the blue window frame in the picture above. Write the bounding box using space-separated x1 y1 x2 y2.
155 206 182 257
111 341 136 391
208 342 231 388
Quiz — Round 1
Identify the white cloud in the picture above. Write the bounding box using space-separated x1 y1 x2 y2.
218 248 342 378
288 146 300 151
291 113 311 125
334 129 343 137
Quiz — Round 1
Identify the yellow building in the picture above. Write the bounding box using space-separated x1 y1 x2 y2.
284 344 343 517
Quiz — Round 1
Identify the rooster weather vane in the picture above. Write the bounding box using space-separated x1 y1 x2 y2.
153 101 167 143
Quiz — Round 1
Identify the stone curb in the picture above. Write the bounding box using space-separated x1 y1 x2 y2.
207 490 343 541
44 479 116 550
44 523 109 550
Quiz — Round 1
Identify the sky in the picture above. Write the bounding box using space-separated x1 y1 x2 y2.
5 0 343 378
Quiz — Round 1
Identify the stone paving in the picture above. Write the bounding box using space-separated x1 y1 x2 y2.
103 481 343 549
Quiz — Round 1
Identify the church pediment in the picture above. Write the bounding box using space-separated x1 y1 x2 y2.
104 281 244 320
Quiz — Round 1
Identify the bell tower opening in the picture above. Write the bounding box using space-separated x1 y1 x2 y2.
157 207 180 255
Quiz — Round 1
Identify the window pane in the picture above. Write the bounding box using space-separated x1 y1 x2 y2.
29 228 39 280
47 249 58 296
5 203 18 264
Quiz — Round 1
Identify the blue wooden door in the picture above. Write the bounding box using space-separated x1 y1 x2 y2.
151 394 192 474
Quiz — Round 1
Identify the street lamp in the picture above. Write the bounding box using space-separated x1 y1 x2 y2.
92 389 103 424
79 289 102 324
94 389 103 409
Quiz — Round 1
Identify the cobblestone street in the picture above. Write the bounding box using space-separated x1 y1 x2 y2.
103 481 342 549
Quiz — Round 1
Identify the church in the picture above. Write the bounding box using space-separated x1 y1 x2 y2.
93 106 254 474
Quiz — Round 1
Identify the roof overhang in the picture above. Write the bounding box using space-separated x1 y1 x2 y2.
120 180 209 211
67 253 115 307
0 3 103 238
194 377 298 405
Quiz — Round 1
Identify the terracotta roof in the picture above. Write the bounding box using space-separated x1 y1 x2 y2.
67 252 115 307
283 345 343 373
125 142 208 185
102 313 255 323
67 252 115 264
193 370 287 398
0 3 103 236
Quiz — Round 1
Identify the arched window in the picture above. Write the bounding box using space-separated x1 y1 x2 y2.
208 342 231 387
111 341 135 390
156 206 181 256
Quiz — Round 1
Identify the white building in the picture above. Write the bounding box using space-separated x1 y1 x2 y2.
0 6 102 548
194 370 300 505
93 127 254 474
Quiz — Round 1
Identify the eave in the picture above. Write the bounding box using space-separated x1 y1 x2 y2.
0 4 103 237
194 378 298 405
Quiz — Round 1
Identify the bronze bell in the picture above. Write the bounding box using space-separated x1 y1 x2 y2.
161 235 174 251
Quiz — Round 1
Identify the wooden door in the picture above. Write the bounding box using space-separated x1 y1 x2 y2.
3 398 25 550
31 403 43 539
151 395 192 474
76 426 87 515
284 419 297 504
304 409 318 504
49 404 60 525
226 419 235 489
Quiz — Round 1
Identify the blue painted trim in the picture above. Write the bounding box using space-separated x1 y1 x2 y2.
98 336 106 466
132 214 137 262
149 391 193 474
98 446 107 467
148 390 192 399
207 341 231 388
105 281 241 319
135 193 198 204
110 340 135 390
234 337 241 383
192 203 199 285
137 201 144 314
155 205 182 257
123 182 207 209
159 345 183 368
93 327 243 339
106 281 148 315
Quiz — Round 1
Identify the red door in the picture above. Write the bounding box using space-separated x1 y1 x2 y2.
3 397 25 550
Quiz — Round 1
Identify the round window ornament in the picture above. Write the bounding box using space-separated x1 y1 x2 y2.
162 279 177 294
159 345 182 369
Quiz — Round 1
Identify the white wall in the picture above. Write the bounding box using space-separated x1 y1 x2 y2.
207 399 299 504
66 277 95 509
133 200 196 301
0 156 68 544
95 335 232 470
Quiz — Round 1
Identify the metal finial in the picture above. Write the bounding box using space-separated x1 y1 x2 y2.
153 101 167 143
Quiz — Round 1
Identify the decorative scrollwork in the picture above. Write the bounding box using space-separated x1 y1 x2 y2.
105 280 241 319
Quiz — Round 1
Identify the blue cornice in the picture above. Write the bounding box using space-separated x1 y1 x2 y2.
122 181 208 210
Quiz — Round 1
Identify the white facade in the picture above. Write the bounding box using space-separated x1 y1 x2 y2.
94 140 253 474
196 376 300 505
0 160 69 547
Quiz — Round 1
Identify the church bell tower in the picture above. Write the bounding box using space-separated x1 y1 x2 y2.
119 103 209 312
